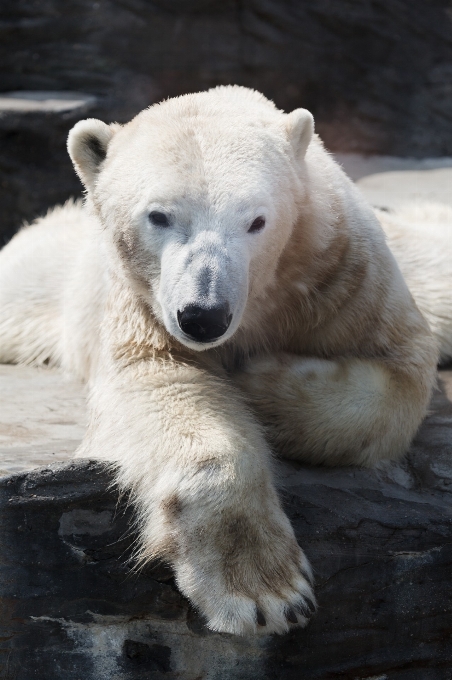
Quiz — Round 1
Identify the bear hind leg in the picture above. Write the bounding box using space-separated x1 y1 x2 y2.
234 353 435 467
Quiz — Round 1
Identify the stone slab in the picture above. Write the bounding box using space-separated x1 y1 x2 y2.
0 365 85 478
0 91 97 114
338 154 452 210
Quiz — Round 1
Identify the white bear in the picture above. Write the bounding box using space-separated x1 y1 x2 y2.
0 86 450 635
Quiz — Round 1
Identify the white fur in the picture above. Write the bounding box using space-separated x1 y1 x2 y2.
377 203 452 363
0 86 449 635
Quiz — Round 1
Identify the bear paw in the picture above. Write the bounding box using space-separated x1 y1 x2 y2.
173 511 316 635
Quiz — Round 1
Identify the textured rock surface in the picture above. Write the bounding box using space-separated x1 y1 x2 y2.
0 91 97 246
337 155 452 210
2 0 452 242
1 370 451 679
0 365 85 478
2 0 452 155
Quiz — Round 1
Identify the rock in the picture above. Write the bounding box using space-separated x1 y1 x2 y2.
337 155 452 210
0 91 98 246
1 370 451 679
0 364 86 478
2 0 452 243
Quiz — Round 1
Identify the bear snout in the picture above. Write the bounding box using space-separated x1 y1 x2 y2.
177 304 232 343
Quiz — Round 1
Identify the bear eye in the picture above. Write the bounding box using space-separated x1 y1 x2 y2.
248 216 266 233
149 211 170 227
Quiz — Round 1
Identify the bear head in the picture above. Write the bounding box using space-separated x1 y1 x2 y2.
67 86 313 351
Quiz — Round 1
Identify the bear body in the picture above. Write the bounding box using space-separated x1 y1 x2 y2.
0 86 449 634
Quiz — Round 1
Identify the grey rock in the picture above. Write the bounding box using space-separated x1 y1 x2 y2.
0 364 86 478
0 90 98 246
1 370 451 679
0 91 97 114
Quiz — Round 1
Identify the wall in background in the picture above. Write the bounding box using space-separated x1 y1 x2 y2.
1 0 452 241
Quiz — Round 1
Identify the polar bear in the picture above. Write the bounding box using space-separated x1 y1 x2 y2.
0 86 450 635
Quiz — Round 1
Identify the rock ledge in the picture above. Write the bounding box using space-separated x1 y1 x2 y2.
1 371 451 679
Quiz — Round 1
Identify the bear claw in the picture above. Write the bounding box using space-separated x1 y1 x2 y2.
286 607 298 624
256 609 267 626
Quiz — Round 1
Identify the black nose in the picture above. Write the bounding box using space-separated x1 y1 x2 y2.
177 304 232 343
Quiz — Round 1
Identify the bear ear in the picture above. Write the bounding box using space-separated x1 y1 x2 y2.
67 119 116 188
285 108 314 160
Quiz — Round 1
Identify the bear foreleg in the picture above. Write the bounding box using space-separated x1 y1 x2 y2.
235 354 435 467
76 357 316 634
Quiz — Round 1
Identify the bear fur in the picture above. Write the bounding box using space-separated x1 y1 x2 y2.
0 86 450 635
